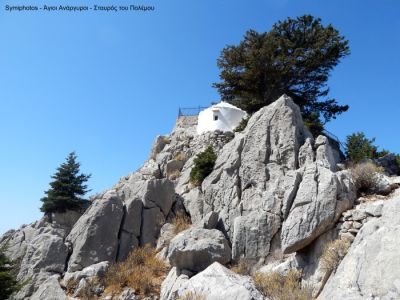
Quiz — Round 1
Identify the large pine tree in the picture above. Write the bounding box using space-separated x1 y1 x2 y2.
40 152 91 214
213 15 350 124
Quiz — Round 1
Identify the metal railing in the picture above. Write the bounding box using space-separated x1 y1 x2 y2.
178 106 208 117
322 129 346 155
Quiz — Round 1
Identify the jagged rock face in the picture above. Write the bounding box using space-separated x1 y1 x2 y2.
319 196 400 300
66 191 124 272
194 95 356 262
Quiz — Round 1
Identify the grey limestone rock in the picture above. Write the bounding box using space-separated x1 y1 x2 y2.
142 179 176 216
281 164 355 254
197 211 219 230
232 210 281 262
167 228 231 272
150 135 170 160
63 261 110 286
66 191 124 272
319 197 400 299
140 206 165 246
17 232 68 281
174 262 264 300
160 267 190 300
30 275 68 300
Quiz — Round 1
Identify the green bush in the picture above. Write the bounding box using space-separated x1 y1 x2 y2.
351 162 384 195
345 132 400 170
190 146 217 186
345 132 379 163
0 247 18 299
234 117 249 132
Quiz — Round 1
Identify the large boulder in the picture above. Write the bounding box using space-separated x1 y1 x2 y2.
319 196 400 299
167 228 231 272
375 153 400 176
142 179 176 216
174 262 264 300
63 261 110 286
66 191 124 272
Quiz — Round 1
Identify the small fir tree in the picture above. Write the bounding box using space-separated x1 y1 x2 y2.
40 152 91 213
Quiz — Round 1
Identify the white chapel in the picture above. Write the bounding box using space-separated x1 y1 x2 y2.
196 101 247 134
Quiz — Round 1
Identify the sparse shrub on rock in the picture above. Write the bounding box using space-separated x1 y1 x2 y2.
351 162 384 195
189 146 217 186
104 246 167 297
253 269 312 300
320 238 350 273
177 291 206 300
172 214 192 235
230 259 253 276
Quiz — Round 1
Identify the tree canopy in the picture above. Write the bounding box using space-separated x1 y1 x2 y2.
40 152 91 214
213 15 350 125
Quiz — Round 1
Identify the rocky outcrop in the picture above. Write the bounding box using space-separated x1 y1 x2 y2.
167 228 231 272
172 262 264 300
319 195 400 299
1 94 373 300
182 95 357 263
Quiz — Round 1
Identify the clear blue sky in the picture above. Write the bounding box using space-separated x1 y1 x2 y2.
1 0 399 234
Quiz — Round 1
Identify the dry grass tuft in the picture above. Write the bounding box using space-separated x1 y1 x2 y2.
174 152 187 162
253 269 312 300
172 214 192 234
320 238 350 273
177 291 206 300
104 245 167 297
78 277 101 300
230 259 253 276
351 162 384 195
167 169 181 181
